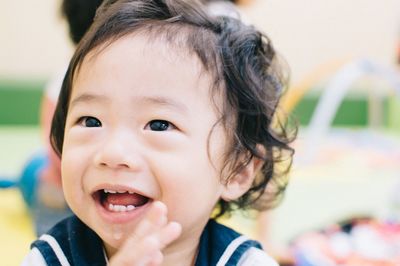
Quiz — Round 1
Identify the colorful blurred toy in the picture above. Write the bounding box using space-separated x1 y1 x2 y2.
275 57 400 266
291 217 400 266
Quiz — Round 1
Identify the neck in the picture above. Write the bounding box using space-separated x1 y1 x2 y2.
162 242 198 266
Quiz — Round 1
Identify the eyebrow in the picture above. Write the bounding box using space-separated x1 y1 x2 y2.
69 93 109 109
140 96 188 113
69 93 187 113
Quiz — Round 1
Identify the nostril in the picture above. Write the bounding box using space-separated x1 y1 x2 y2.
98 161 130 169
113 163 130 169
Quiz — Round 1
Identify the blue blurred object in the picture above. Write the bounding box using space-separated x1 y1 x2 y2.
0 151 47 207
0 179 18 188
19 152 48 207
0 151 72 235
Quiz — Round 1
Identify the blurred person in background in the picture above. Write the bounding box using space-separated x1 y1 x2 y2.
37 0 103 235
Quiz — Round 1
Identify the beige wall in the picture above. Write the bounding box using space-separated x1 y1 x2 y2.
242 0 400 83
1 0 400 84
0 0 73 80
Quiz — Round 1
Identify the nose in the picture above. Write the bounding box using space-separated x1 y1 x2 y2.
93 130 141 171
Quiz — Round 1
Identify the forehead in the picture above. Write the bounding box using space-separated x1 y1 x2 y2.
72 22 222 91
71 33 220 113
80 31 203 74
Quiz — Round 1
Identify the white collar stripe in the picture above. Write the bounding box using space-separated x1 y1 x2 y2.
216 235 249 266
39 234 71 266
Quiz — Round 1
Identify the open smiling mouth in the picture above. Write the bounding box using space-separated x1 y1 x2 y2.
93 189 151 213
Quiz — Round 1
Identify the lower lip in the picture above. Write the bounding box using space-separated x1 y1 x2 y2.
94 197 152 224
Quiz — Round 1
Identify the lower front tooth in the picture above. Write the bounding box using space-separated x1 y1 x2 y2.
108 204 135 212
118 205 127 212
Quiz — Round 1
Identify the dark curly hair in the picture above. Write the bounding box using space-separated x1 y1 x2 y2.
51 0 296 217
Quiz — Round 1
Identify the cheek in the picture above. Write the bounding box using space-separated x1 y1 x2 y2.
60 143 92 204
144 133 185 151
62 129 97 173
65 126 100 147
60 153 80 204
154 154 224 213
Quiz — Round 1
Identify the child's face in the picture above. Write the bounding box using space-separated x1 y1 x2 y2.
62 34 230 252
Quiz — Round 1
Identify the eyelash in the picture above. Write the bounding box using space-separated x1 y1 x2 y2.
78 116 102 127
145 120 176 131
76 117 176 131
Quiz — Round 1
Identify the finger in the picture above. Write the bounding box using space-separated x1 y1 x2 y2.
110 222 181 266
110 235 160 266
133 201 168 240
125 201 167 243
109 202 179 266
146 251 163 266
146 201 168 227
158 221 182 249
135 223 181 266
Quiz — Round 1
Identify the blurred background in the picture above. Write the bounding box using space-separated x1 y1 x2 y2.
1 0 400 265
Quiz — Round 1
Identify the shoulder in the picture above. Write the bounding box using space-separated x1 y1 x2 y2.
29 215 106 265
238 247 279 266
21 247 47 266
198 220 271 266
36 214 82 244
28 216 80 266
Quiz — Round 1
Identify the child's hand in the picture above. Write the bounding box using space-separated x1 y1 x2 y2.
109 201 182 266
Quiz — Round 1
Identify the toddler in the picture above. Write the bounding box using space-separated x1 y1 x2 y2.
23 0 295 265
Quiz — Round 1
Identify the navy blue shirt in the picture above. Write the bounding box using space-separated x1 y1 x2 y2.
31 215 264 266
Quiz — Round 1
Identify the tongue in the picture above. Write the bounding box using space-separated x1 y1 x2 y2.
105 193 148 207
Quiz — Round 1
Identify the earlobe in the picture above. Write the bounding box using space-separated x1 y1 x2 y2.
221 154 264 201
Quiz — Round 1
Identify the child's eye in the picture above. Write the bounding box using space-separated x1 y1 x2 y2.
79 116 102 127
146 120 175 131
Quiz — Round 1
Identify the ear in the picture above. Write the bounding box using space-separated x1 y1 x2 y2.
221 148 264 201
